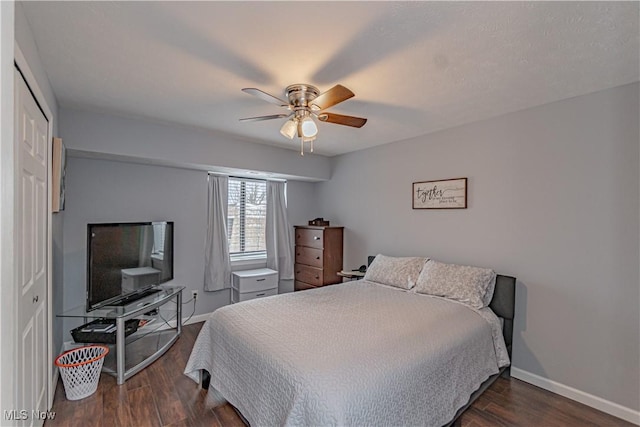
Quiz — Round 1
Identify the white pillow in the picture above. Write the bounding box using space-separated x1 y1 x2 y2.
364 254 428 290
414 260 496 309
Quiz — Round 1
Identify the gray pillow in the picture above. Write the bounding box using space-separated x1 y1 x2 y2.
414 260 496 309
364 254 428 290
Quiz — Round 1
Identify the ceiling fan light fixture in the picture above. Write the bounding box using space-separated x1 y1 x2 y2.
240 83 366 156
300 116 318 138
280 119 297 139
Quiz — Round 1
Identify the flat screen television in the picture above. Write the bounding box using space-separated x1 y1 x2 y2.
87 221 174 311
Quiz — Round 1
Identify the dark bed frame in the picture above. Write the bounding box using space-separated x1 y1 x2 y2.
447 273 516 427
201 257 516 427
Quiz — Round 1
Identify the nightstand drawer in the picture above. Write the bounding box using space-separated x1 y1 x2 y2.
232 268 278 293
295 246 323 268
295 228 324 249
232 287 278 303
294 263 323 286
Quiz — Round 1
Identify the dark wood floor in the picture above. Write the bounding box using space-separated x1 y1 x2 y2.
46 322 632 427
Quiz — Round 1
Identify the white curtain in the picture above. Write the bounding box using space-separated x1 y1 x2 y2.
265 180 294 280
204 175 231 291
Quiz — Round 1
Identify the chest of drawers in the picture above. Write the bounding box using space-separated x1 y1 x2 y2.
294 226 343 291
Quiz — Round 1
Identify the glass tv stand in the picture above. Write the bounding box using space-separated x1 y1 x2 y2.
59 286 184 384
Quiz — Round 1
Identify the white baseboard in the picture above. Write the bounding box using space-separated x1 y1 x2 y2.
511 367 640 425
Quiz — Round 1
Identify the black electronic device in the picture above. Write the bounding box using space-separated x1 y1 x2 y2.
86 221 174 311
71 318 140 344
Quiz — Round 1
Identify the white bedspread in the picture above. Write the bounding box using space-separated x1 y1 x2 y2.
185 280 509 426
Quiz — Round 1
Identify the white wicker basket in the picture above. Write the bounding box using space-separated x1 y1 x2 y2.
54 345 109 400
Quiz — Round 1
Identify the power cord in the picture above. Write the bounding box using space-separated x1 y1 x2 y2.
182 290 199 305
158 292 197 327
182 295 197 325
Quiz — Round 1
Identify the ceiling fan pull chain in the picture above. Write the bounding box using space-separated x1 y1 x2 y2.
300 138 304 156
310 139 314 153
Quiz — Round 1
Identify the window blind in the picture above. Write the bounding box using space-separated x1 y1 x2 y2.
228 178 267 256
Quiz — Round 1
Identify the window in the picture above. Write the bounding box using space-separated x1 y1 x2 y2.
228 178 267 258
152 223 165 258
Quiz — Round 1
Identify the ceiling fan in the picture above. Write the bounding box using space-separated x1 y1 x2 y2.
240 84 367 155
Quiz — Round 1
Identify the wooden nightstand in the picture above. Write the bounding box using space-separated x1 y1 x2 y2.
337 270 365 281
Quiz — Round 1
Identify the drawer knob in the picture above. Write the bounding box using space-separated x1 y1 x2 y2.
256 293 265 297
256 278 265 282
314 236 320 240
315 275 319 279
316 256 320 259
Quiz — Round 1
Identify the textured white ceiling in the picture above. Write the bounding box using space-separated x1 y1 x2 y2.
22 1 639 156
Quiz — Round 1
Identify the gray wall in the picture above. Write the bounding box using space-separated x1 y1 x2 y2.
59 107 331 182
57 105 322 340
60 156 318 340
15 3 57 121
316 83 639 411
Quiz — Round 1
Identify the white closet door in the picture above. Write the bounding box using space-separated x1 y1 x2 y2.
15 68 49 427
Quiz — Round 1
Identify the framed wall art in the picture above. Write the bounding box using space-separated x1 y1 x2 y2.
52 137 66 212
412 177 467 209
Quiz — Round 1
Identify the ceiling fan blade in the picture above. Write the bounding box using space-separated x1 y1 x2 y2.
317 112 367 128
239 114 290 122
310 85 354 110
242 88 289 108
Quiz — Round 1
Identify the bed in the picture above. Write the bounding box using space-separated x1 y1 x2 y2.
185 257 516 426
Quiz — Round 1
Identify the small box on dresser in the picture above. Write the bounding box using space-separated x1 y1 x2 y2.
294 225 344 291
232 268 278 303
